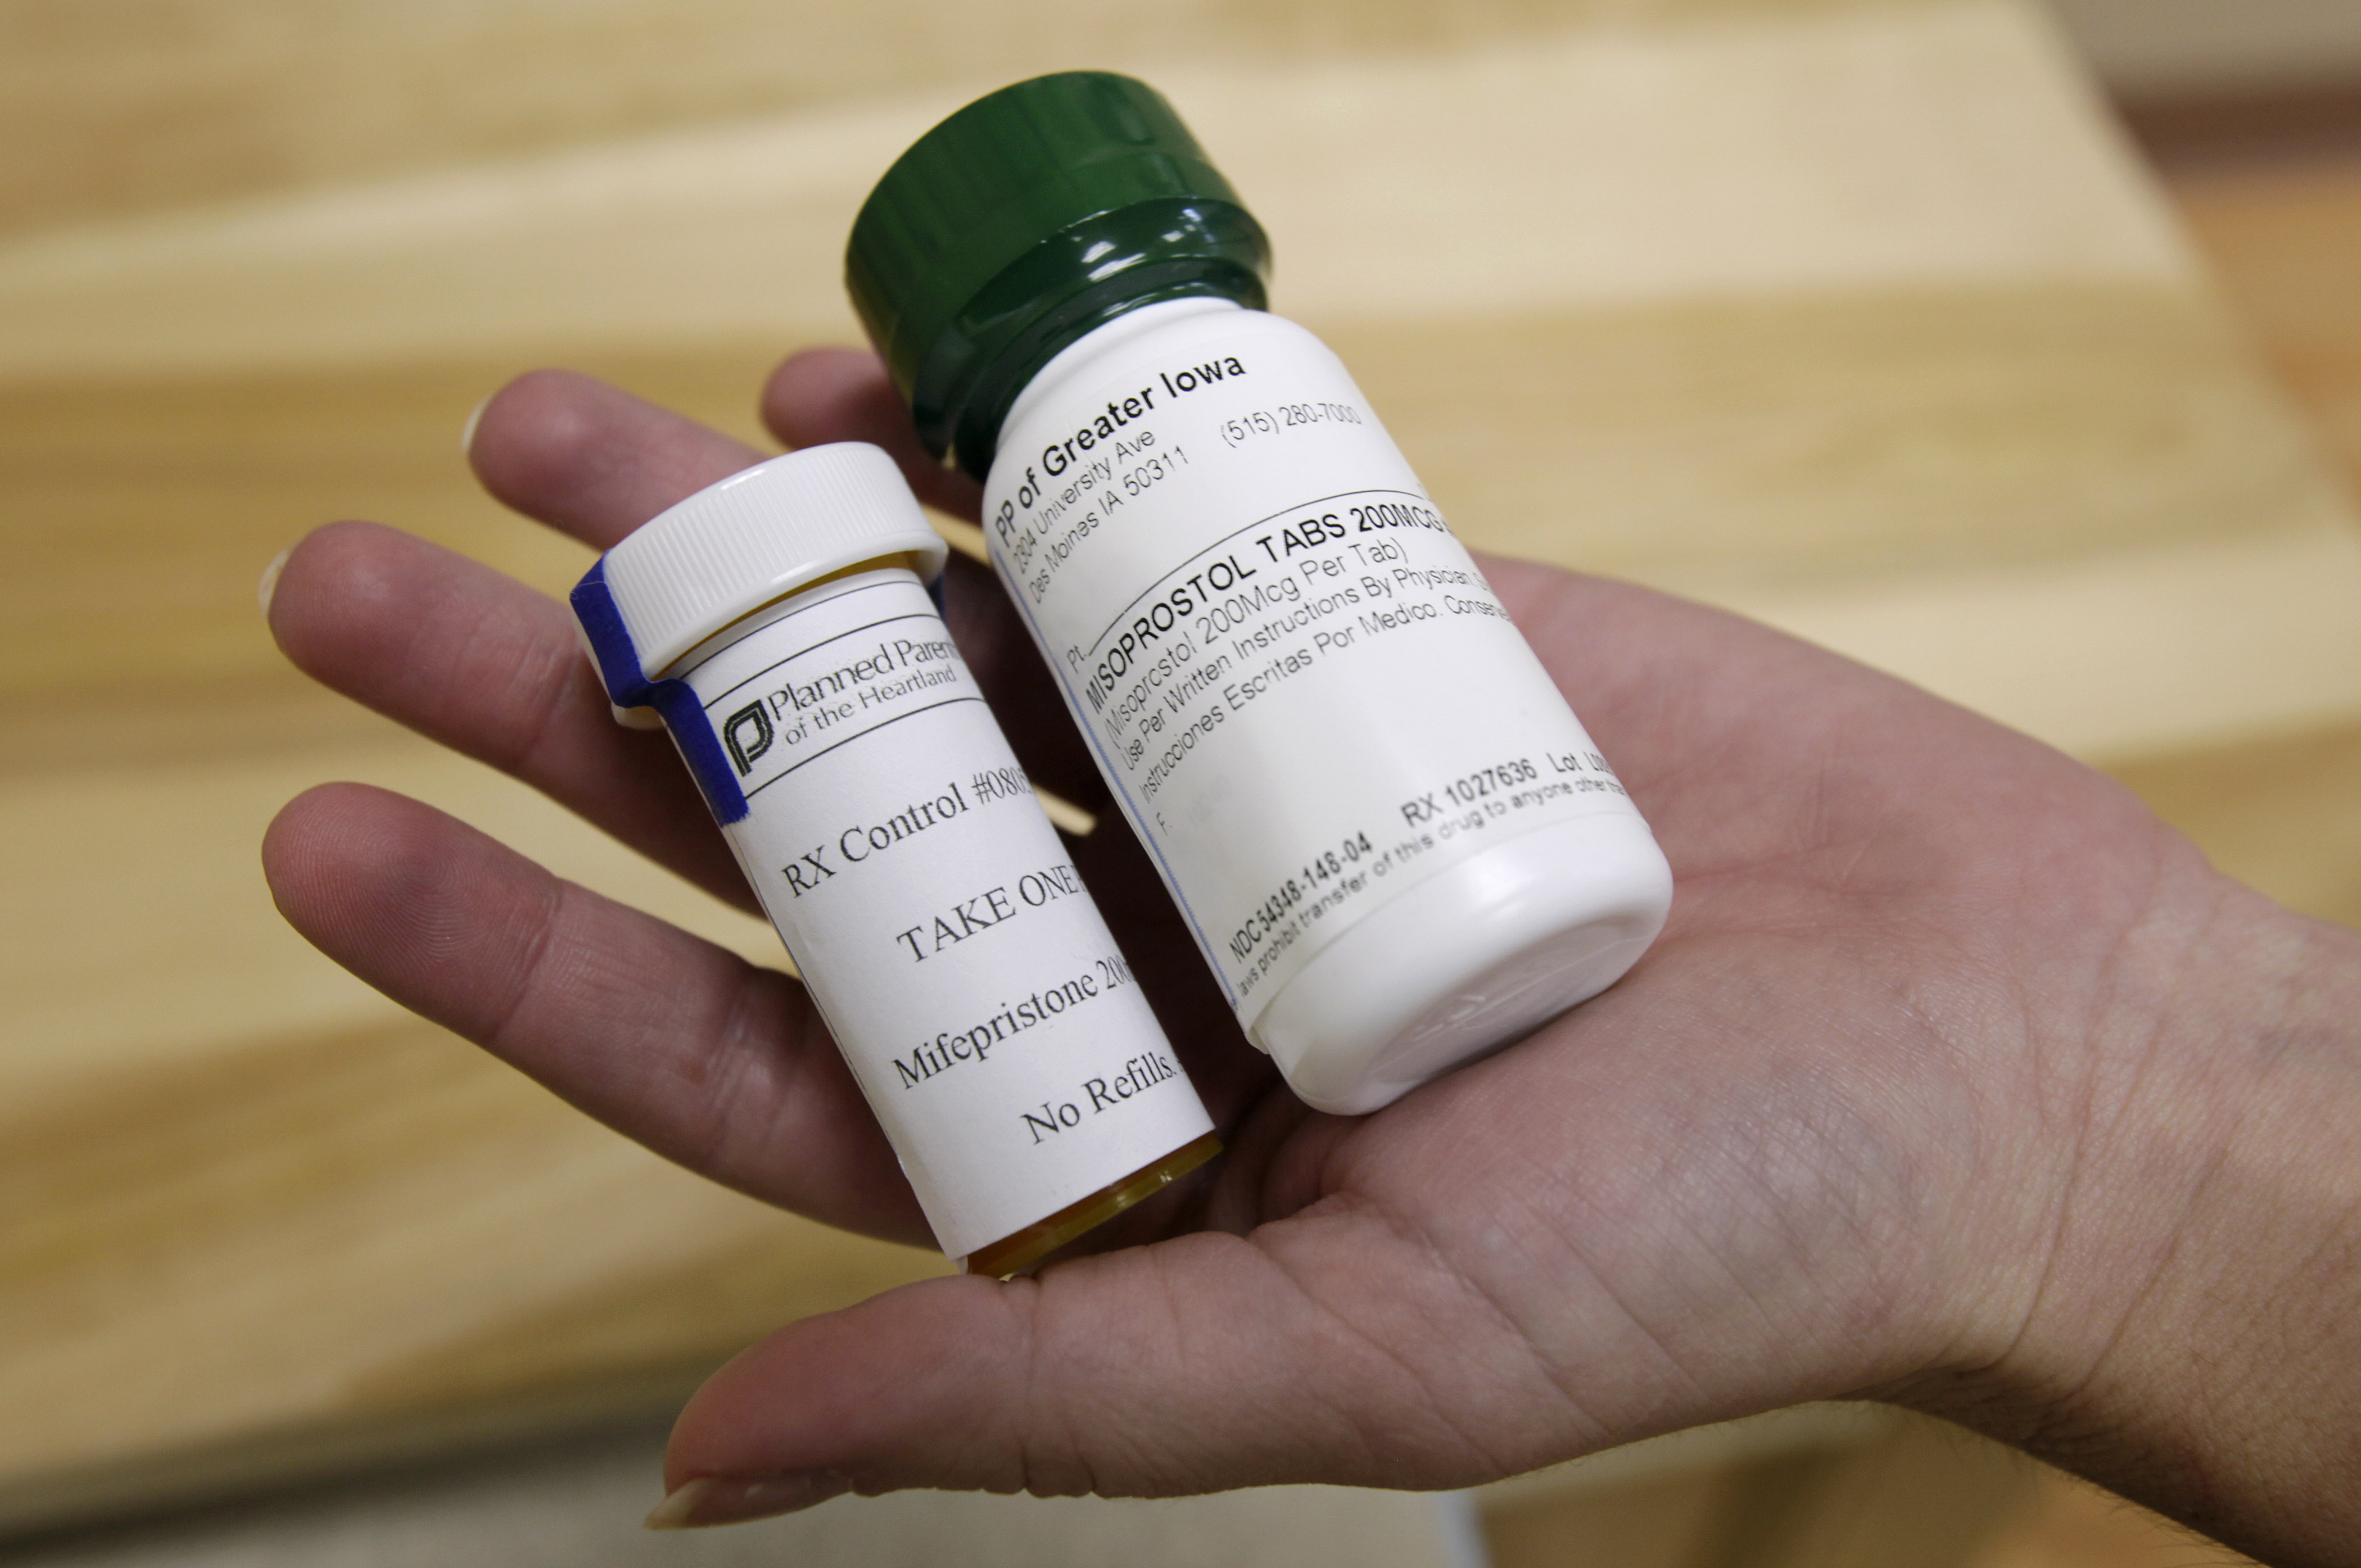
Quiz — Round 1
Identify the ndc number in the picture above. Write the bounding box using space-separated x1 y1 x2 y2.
1297 828 1374 889
1227 880 1302 960
1225 830 1376 962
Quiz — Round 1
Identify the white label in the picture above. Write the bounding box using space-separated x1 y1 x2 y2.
671 568 1212 1261
984 307 1644 1022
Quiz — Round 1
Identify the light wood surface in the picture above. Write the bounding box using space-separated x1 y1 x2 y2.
3 0 2357 1551
2051 0 2361 99
0 0 1938 242
1483 1409 2038 1568
2109 151 2361 944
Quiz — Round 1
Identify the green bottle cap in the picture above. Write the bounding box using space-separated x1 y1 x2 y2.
847 72 1270 479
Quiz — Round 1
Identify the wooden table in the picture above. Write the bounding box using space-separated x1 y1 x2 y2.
3 0 2355 1555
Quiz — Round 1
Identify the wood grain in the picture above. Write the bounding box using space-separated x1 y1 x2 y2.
1969 1467 2261 1568
1482 1410 2038 1568
0 0 1932 239
2087 147 2361 937
2 0 2357 1542
2173 153 2361 498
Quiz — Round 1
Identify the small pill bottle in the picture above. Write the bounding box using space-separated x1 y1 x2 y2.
570 442 1218 1276
847 73 1675 1115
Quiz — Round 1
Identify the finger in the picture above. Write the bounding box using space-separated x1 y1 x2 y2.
758 348 1109 806
760 348 980 522
652 1214 1584 1525
268 519 756 912
469 368 769 549
262 781 929 1244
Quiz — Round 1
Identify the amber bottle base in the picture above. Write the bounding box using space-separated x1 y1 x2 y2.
961 1131 1222 1279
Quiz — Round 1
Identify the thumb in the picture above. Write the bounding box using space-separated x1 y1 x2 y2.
646 1219 1571 1529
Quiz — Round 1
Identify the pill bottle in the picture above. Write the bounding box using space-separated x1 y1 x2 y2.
847 73 1674 1115
570 442 1218 1276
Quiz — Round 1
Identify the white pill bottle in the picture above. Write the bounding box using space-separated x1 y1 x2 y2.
572 444 1216 1275
848 74 1673 1114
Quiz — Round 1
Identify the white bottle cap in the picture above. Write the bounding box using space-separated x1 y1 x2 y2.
584 442 950 681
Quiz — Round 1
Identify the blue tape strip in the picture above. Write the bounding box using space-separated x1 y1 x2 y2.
570 560 752 826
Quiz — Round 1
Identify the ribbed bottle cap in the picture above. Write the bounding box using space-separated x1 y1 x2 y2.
847 72 1269 478
577 442 948 683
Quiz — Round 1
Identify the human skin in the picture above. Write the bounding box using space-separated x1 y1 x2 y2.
260 352 2361 1564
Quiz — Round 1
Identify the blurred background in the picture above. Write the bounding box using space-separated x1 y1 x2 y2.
3 0 2358 1563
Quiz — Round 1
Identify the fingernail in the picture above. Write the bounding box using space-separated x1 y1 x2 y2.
460 395 491 460
643 1471 848 1530
257 546 292 618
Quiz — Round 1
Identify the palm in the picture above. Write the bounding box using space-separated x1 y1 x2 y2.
266 355 2195 1501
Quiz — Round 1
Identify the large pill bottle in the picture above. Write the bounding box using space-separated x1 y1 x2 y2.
572 442 1217 1274
848 74 1674 1114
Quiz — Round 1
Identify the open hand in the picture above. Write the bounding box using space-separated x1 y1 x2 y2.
262 353 2361 1559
